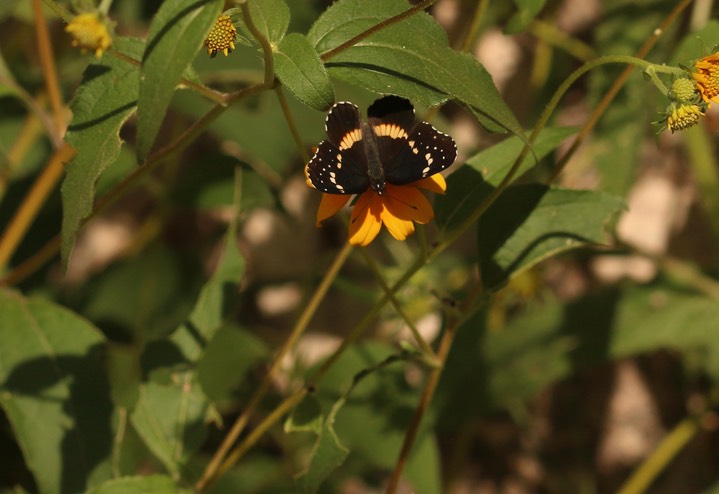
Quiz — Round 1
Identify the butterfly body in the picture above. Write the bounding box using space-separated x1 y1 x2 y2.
306 96 457 196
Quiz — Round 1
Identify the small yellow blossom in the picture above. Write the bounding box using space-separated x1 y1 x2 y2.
205 15 237 58
664 103 704 133
692 52 719 106
312 174 446 247
66 13 112 58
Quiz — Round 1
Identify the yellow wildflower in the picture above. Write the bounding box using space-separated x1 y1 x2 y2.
664 103 704 133
312 174 446 247
692 52 719 106
205 15 237 58
66 13 112 58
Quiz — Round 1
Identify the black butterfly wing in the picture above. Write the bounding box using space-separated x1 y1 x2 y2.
368 95 417 167
383 121 457 185
306 140 370 194
306 101 370 195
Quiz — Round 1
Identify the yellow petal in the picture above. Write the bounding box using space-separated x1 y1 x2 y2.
349 191 382 246
316 194 349 226
414 173 447 194
381 205 415 240
383 184 434 224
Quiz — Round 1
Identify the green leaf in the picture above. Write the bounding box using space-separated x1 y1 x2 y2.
295 412 348 494
308 0 523 134
237 0 290 46
285 394 324 435
672 20 719 63
84 475 178 494
131 227 244 474
301 345 440 493
477 185 625 290
505 0 547 34
197 324 268 405
0 289 112 494
136 0 222 162
435 126 577 232
61 37 143 268
275 33 335 111
437 282 719 429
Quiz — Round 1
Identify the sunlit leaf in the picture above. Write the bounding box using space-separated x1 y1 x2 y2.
275 33 334 111
308 0 522 134
237 0 290 46
61 37 143 268
136 0 222 162
477 185 625 290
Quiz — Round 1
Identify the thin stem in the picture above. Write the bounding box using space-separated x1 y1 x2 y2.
98 0 114 16
274 85 310 163
41 0 71 22
0 77 61 148
549 0 693 183
459 0 488 52
645 66 670 96
386 283 484 493
617 415 700 494
195 242 353 492
32 0 65 140
109 48 229 106
529 19 596 62
359 249 438 363
239 0 275 88
0 145 74 270
320 0 439 61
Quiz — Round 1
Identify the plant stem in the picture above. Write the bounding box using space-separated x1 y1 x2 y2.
320 0 439 61
459 0 488 52
0 145 74 270
359 249 438 363
32 0 65 141
617 415 700 494
194 242 353 492
548 0 693 183
239 0 275 88
274 85 309 163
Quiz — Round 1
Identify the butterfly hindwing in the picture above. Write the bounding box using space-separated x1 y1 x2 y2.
383 121 457 185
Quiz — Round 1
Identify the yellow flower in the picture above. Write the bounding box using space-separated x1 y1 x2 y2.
692 52 719 106
664 103 704 133
205 15 237 58
313 174 447 247
66 13 112 57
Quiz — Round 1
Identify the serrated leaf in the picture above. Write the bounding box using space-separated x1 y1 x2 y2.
477 185 625 290
136 0 222 162
275 33 334 111
308 0 522 135
61 37 143 268
131 226 244 474
435 126 577 232
285 394 323 435
237 0 290 46
0 289 112 494
84 475 178 494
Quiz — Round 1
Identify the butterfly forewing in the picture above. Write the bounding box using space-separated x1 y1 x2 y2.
306 101 370 195
382 121 457 185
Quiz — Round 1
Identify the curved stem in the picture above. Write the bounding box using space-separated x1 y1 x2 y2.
239 0 275 88
549 0 693 183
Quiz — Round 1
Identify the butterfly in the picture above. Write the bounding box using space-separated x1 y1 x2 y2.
305 96 457 195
